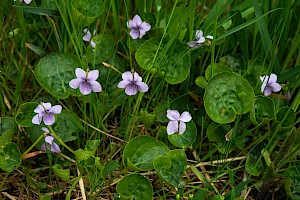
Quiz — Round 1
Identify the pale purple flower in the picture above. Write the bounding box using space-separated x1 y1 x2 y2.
127 14 151 39
32 103 62 126
69 68 102 95
41 128 60 153
117 71 148 96
83 28 96 48
260 73 281 96
166 110 192 135
187 30 213 48
24 0 32 4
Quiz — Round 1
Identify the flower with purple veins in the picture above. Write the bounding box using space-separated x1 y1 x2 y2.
69 68 102 95
41 128 60 153
260 73 281 96
127 14 151 39
187 30 213 48
117 71 148 96
32 103 62 126
166 110 192 135
83 28 96 48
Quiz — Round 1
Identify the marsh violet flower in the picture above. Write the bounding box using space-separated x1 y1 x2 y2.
69 68 102 95
83 28 96 48
260 73 281 96
166 110 192 135
41 128 60 153
32 103 62 126
117 71 148 96
127 14 151 39
187 30 213 48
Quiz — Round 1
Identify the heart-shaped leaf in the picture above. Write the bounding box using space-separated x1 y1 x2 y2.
136 37 191 84
0 142 21 172
52 164 70 182
35 53 81 99
167 121 197 149
284 165 300 199
154 149 187 188
116 174 153 200
205 63 232 80
0 117 16 146
245 144 266 176
15 102 38 127
204 72 255 124
123 135 169 171
250 96 275 125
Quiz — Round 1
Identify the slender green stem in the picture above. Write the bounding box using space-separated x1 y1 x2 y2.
48 126 75 154
21 134 44 158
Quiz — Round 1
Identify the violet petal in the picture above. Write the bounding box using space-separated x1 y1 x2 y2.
180 111 192 122
136 81 149 92
118 80 130 88
263 87 272 96
50 143 61 153
132 14 142 25
43 114 55 126
125 84 138 96
75 68 87 79
269 83 281 92
90 80 102 92
122 71 134 82
130 28 140 39
49 105 62 114
269 73 277 84
45 135 54 144
178 121 186 135
32 114 42 125
69 78 83 89
87 70 99 81
79 81 92 95
167 110 180 121
34 104 45 114
167 120 179 135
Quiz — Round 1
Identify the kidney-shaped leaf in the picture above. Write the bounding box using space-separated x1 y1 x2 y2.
53 110 83 142
0 117 16 146
123 135 169 171
250 96 275 125
204 72 255 124
136 37 190 84
71 0 106 26
0 142 21 172
117 174 153 200
168 121 197 149
35 53 81 99
154 149 187 188
84 34 115 64
15 102 38 127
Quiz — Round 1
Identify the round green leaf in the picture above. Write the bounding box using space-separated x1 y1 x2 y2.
71 0 106 26
284 165 300 199
53 110 83 142
205 63 233 80
84 34 115 64
206 122 230 143
140 109 155 129
0 142 21 172
168 121 197 149
135 37 191 84
250 96 275 125
15 102 38 127
153 150 187 188
123 136 169 171
245 145 266 176
195 76 207 89
35 53 81 99
204 72 255 124
52 164 70 182
74 149 94 163
276 107 295 128
116 174 153 200
0 117 16 146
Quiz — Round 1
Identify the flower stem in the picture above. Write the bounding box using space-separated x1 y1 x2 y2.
21 134 44 159
48 126 75 154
